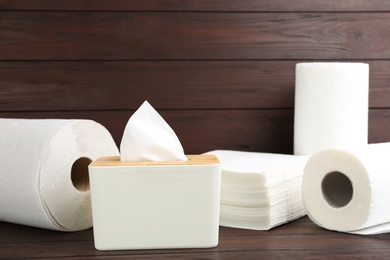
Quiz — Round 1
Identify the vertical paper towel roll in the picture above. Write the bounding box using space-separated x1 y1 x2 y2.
302 143 390 234
0 119 119 231
294 62 369 155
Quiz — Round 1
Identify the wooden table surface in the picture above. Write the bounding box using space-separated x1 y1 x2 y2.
1 216 390 259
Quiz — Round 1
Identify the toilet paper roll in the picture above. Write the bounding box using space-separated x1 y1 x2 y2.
294 62 369 155
302 143 390 234
0 119 119 231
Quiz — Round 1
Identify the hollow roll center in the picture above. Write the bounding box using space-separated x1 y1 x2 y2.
71 157 92 192
321 171 353 208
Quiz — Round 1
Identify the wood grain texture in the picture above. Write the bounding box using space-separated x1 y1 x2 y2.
1 217 390 259
1 0 390 12
90 155 220 166
2 12 390 60
0 61 296 110
1 60 390 111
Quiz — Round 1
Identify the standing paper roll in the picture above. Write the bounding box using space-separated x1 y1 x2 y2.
302 143 390 234
0 119 119 231
294 62 369 155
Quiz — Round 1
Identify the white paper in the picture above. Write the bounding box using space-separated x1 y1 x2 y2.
302 143 390 234
205 150 308 230
120 101 187 162
294 62 369 155
0 119 119 231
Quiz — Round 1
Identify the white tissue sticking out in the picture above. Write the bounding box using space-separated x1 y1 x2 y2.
120 101 187 162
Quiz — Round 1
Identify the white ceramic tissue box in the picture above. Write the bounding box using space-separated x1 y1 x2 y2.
88 155 221 250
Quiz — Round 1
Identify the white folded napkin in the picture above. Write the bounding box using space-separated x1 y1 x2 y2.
205 150 309 230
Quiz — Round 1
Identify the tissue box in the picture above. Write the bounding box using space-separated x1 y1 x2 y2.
88 155 221 250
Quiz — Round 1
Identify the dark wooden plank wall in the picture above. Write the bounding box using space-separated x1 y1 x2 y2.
1 1 390 154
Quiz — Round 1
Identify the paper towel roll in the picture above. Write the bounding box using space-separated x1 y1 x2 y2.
0 119 119 231
302 143 390 234
294 62 369 155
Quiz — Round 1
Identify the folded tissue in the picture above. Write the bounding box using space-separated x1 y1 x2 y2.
89 101 221 250
120 100 187 162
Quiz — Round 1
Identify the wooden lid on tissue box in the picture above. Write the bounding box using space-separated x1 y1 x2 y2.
90 155 220 167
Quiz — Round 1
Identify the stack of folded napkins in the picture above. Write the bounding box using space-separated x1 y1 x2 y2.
205 150 309 230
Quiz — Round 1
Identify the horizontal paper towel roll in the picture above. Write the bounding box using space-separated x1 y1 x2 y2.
302 143 390 234
294 62 369 155
0 119 119 231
